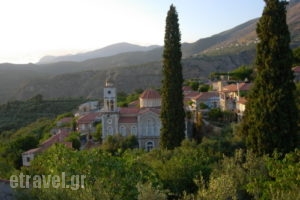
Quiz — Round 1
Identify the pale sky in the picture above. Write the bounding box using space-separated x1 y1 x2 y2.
0 0 265 64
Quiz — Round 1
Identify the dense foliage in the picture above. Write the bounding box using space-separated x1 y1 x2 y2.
101 134 139 154
0 95 86 133
117 89 143 107
240 0 298 155
12 137 300 200
160 5 185 149
210 65 253 81
0 118 54 177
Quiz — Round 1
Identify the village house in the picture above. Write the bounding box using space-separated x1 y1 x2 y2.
236 97 247 121
219 82 252 111
78 101 99 113
21 129 72 166
193 92 220 109
183 86 202 111
77 112 101 139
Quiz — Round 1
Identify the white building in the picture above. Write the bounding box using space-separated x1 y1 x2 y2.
78 101 99 113
219 82 252 111
101 81 161 151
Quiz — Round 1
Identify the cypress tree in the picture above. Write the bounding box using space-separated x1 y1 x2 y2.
160 5 185 149
240 0 298 155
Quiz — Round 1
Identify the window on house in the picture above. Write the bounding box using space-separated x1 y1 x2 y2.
131 126 137 135
26 157 31 162
107 126 113 135
147 119 155 136
146 141 154 152
120 126 126 136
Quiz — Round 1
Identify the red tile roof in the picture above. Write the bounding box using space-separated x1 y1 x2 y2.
77 112 100 124
22 129 71 155
140 89 161 99
40 129 70 149
119 117 137 123
22 147 43 154
194 92 219 100
239 82 252 91
119 107 140 115
222 82 252 92
184 91 201 99
293 66 300 73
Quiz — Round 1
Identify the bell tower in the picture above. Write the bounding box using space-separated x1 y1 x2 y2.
101 79 119 139
103 80 117 112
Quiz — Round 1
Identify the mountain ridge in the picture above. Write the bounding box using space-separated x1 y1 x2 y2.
0 0 299 103
38 42 161 64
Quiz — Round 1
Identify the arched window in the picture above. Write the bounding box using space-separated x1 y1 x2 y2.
120 126 126 136
107 126 113 135
145 141 154 151
110 99 114 111
131 126 137 135
146 118 155 136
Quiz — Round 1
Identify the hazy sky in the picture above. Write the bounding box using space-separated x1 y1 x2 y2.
0 0 265 64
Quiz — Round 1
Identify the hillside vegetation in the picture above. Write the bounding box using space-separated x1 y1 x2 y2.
0 95 86 133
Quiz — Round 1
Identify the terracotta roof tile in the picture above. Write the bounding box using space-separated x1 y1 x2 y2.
77 112 100 124
222 82 252 92
22 147 43 155
140 89 161 99
239 83 252 91
119 107 140 115
22 129 71 155
119 117 137 123
184 91 200 99
40 129 70 149
194 92 219 100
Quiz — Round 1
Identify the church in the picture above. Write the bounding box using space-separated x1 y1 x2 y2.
100 80 162 151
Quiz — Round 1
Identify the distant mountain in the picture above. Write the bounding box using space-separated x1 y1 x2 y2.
38 42 160 64
38 0 300 65
182 0 300 57
0 0 300 103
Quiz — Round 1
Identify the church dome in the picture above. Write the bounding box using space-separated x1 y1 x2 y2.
139 89 161 108
140 89 161 99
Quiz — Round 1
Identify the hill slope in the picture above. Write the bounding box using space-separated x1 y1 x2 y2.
0 0 300 103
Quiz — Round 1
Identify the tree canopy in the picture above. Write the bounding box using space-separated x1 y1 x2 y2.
160 5 185 149
240 0 298 155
